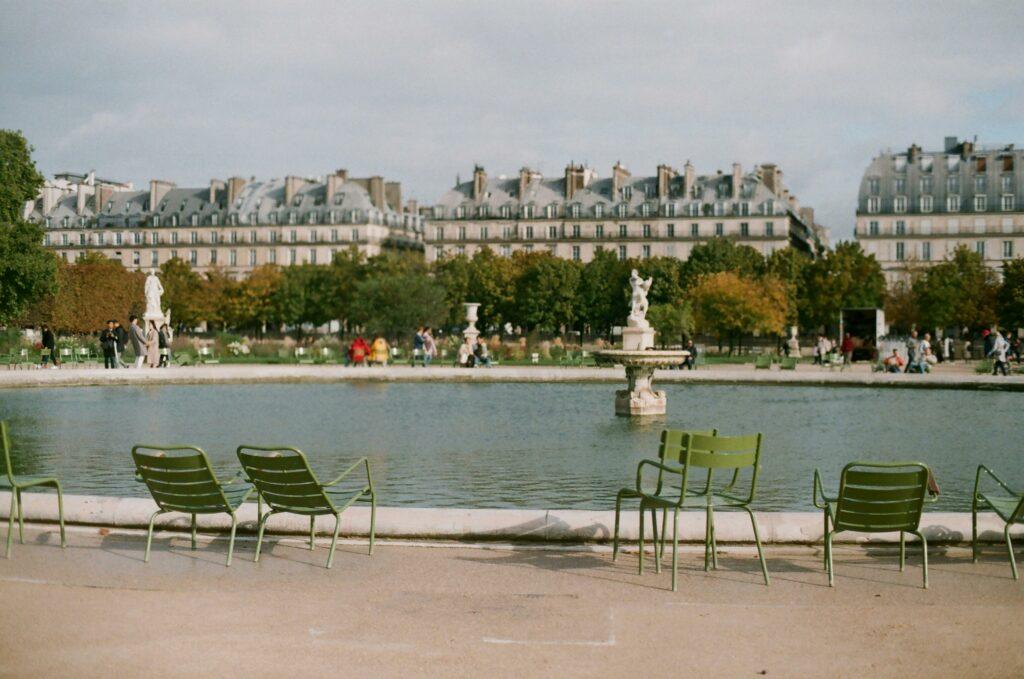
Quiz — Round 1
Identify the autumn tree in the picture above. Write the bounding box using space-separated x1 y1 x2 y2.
799 241 886 331
30 252 144 333
691 272 788 353
680 238 766 289
159 257 208 329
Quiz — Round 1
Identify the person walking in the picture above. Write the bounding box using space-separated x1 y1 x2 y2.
40 324 58 369
158 324 171 367
146 320 160 368
113 320 129 368
422 327 436 367
128 315 147 368
413 327 425 366
841 333 854 367
941 335 952 364
904 330 919 373
100 320 118 369
989 330 1011 376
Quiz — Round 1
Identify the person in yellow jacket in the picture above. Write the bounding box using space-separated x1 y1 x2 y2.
370 336 389 366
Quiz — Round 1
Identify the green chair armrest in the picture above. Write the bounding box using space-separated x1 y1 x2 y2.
813 469 835 509
323 456 374 494
636 459 685 504
975 464 1017 500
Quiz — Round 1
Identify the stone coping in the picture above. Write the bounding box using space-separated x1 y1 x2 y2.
1 364 1022 391
3 492 1021 544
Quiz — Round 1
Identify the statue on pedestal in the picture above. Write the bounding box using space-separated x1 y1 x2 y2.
144 271 169 326
627 269 653 328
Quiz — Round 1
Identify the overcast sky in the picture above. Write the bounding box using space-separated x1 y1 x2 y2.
2 1 1023 240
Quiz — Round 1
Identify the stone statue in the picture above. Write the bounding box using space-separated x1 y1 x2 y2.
627 269 653 329
144 271 165 320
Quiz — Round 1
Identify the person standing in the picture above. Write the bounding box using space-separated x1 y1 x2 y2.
113 320 129 368
413 327 425 366
158 324 171 367
422 327 436 367
941 335 952 364
146 320 160 368
841 333 854 366
40 324 58 369
904 330 919 373
989 330 1011 376
100 320 118 369
918 332 933 373
128 316 147 368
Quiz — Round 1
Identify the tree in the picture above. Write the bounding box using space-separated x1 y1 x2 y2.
228 264 283 331
883 278 920 334
271 264 336 329
912 245 999 331
28 251 144 333
681 238 766 289
632 256 686 307
691 272 788 353
1 221 57 325
766 247 810 326
0 130 44 224
432 253 472 328
324 247 364 326
577 249 629 337
467 248 517 332
999 258 1024 331
647 302 694 348
512 253 581 333
159 258 208 329
799 241 886 331
350 272 448 342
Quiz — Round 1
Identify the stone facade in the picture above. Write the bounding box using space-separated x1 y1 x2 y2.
854 137 1024 282
424 162 824 263
27 170 424 276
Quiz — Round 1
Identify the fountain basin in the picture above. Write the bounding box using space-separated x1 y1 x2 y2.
593 349 689 416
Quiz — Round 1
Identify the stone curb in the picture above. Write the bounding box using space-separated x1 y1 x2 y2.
2 492 1020 544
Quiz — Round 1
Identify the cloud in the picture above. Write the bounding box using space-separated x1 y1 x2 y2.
1 1 1022 240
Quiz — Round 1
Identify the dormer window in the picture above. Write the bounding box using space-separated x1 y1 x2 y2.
269 212 278 224
594 203 604 218
622 186 632 201
293 195 302 207
433 206 444 219
500 205 510 219
640 203 651 218
894 178 906 194
288 211 297 225
739 202 749 216
570 203 580 218
160 201 167 212
62 216 69 227
456 206 465 219
663 203 676 217
616 203 628 218
152 216 161 227
211 213 219 226
545 204 556 219
190 213 199 226
522 204 534 219
106 200 114 211
307 211 317 224
867 177 880 195
170 215 179 227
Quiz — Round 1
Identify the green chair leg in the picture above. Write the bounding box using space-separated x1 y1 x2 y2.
144 509 166 563
16 489 24 544
55 481 65 548
671 509 680 592
191 514 197 550
326 514 341 569
5 491 17 558
254 511 273 562
915 530 929 589
368 494 376 556
826 530 835 587
1005 524 1018 581
651 508 661 574
638 506 646 575
612 491 624 562
745 507 770 586
710 508 718 570
309 515 316 551
971 500 979 563
226 513 238 567
899 531 905 571
659 508 668 564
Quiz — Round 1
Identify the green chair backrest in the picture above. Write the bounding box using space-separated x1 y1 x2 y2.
755 355 772 369
686 432 763 502
835 462 929 533
659 428 717 464
236 446 333 514
132 445 233 514
1 421 15 484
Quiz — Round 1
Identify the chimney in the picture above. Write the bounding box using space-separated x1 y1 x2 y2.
564 164 586 200
683 161 696 198
612 162 631 198
209 179 225 204
385 181 402 211
149 180 175 212
731 162 742 200
944 136 959 153
367 176 385 210
227 177 246 206
760 163 781 195
800 206 815 227
284 175 306 206
656 164 676 200
96 185 114 213
39 186 61 215
335 168 348 182
960 140 974 159
472 165 486 201
907 144 921 164
404 199 418 216
325 172 342 206
76 183 93 215
518 167 534 199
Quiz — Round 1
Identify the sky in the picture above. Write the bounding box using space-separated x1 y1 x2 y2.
2 1 1023 241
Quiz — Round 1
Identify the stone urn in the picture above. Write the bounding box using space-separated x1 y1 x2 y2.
463 303 480 345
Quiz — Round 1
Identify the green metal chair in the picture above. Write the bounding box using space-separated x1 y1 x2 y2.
132 445 253 566
1 421 66 558
779 357 798 370
612 428 717 564
814 462 936 588
237 446 376 569
630 432 769 591
972 465 1024 580
754 355 772 370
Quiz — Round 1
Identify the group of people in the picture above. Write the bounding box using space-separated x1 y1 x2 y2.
984 328 1017 376
812 334 855 366
347 335 393 366
412 327 438 366
455 335 490 368
99 316 171 369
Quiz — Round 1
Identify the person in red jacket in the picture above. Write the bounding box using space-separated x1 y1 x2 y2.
348 335 370 366
841 333 854 366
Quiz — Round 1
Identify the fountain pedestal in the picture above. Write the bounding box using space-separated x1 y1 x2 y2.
593 350 690 417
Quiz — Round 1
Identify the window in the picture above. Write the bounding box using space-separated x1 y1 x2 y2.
545 204 556 219
571 224 580 238
269 212 277 224
114 233 123 245
975 241 986 257
570 204 580 218
247 249 256 266
79 233 86 245
594 204 604 218
765 221 775 237
150 232 158 245
211 213 219 226
457 245 466 255
618 224 627 238
548 225 558 239
523 244 533 253
525 226 534 239
920 177 933 193
920 195 933 213
667 224 675 238
190 214 198 226
571 245 580 261
331 228 338 242
1002 175 1013 193
133 251 140 266
595 224 604 238
96 233 104 245
922 242 931 261
975 175 987 192
480 226 489 239
268 249 277 264
867 178 880 194
289 229 297 243
738 202 749 216
715 223 723 236
975 195 988 211
894 178 906 194
947 176 960 193
895 242 905 261
151 251 159 267
352 229 359 242
132 232 141 244
170 215 179 227
894 196 907 213
665 203 676 217
269 231 279 243
288 212 297 225
459 226 467 240
740 222 749 237
622 186 632 201
764 199 775 215
289 248 297 265
1003 241 1014 259
210 231 218 244
618 245 627 261
617 204 628 218
190 231 197 244
690 223 699 237
1002 195 1015 211
500 205 510 219
640 203 651 218
209 249 217 265
152 216 161 227
500 245 511 257
868 220 879 236
713 202 724 216
229 231 237 244
309 249 317 265
189 250 197 265
434 226 444 240
947 195 961 212
226 250 235 266
249 212 258 225
642 244 650 259
642 224 651 238
307 211 316 225
170 249 178 260
867 197 881 213
895 220 906 235
171 232 179 245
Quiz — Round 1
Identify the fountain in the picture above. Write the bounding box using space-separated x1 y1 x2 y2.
593 270 689 416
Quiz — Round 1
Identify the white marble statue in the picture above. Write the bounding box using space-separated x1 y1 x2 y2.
627 269 653 328
144 271 165 319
